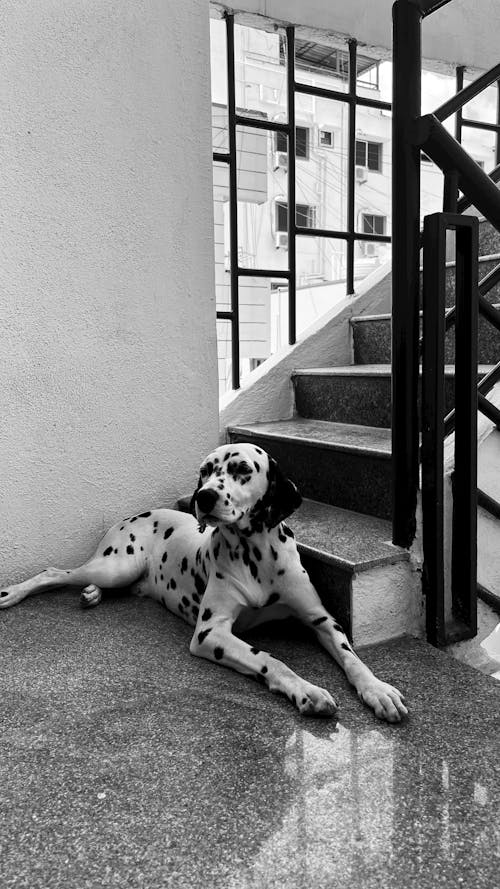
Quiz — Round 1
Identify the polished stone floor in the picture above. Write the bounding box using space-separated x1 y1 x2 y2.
1 591 499 888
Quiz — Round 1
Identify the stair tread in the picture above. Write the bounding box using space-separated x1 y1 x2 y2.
292 498 408 572
229 417 392 458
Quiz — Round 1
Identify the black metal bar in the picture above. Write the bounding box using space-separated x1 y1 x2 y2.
286 25 296 346
346 40 357 296
497 81 500 166
443 170 459 212
451 217 478 635
216 310 233 320
478 487 500 520
478 359 500 395
294 79 391 112
434 63 500 122
455 66 464 145
478 393 500 428
225 13 240 391
295 226 390 244
415 114 500 230
477 581 500 614
421 213 447 646
392 0 422 548
457 163 500 214
461 118 500 134
213 152 230 165
237 267 290 279
234 114 289 134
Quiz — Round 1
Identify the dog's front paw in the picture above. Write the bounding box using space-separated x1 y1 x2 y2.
357 678 408 723
294 682 339 718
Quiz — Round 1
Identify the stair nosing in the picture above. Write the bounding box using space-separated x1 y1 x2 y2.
228 419 392 460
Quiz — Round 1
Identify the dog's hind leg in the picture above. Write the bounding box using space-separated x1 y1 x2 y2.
0 551 146 610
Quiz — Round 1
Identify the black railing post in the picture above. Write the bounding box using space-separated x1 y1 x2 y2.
392 0 422 547
421 214 446 646
286 26 297 345
452 217 478 636
225 13 240 391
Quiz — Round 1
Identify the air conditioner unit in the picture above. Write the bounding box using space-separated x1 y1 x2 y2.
275 232 288 250
274 151 288 171
355 165 367 183
363 242 379 257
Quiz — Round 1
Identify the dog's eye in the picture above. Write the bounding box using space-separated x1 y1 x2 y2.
200 461 214 478
238 462 252 475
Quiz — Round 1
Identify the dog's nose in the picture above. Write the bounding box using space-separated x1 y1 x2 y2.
196 488 219 515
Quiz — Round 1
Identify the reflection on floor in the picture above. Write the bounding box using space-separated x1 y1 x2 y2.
1 591 499 889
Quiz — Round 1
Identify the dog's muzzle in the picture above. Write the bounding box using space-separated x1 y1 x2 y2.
194 488 219 518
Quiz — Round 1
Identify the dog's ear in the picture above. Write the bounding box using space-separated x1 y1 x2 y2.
263 457 302 528
189 475 202 516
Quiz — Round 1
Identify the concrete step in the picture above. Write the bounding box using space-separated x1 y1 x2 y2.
351 309 500 366
292 365 493 428
178 493 419 643
228 418 393 519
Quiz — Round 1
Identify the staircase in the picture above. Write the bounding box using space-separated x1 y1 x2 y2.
227 217 500 646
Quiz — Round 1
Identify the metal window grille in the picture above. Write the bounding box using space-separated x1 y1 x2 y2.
214 13 391 390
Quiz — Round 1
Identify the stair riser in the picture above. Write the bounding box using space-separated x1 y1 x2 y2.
353 316 500 366
299 552 352 637
293 374 458 427
228 431 392 519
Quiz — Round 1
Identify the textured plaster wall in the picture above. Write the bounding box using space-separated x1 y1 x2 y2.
0 0 218 583
213 1 500 72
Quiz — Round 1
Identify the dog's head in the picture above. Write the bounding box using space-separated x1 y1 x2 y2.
190 443 302 533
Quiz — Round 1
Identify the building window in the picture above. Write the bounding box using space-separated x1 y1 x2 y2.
319 128 335 148
355 139 382 171
361 213 386 236
276 127 309 159
276 201 316 231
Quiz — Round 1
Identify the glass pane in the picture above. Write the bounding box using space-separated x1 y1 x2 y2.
295 236 348 335
217 319 232 398
461 125 496 174
354 239 391 286
210 17 228 154
213 162 231 311
462 81 497 125
234 24 288 121
294 30 349 94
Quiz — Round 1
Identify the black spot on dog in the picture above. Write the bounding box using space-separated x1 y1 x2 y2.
341 642 352 652
181 557 188 573
171 579 177 590
255 447 263 455
162 552 168 564
103 546 113 557
333 623 344 633
215 572 224 580
278 529 287 544
253 546 262 561
250 647 260 655
313 616 328 626
129 533 136 542
202 608 212 621
265 592 280 607
248 560 258 580
261 665 268 674
192 592 200 604
283 524 294 538
291 694 296 706
160 574 164 581
194 574 206 597
198 628 212 644
224 451 231 461
214 647 224 660
253 461 260 472
301 697 307 705
213 542 220 560
192 605 199 617
270 546 278 561
130 517 137 523
139 511 151 518
164 527 174 540
126 545 134 555
181 595 190 607
120 526 124 531
277 569 285 576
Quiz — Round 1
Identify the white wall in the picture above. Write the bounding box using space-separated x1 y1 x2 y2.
212 1 500 72
0 0 218 583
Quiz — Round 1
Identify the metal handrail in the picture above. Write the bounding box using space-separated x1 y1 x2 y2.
433 63 500 122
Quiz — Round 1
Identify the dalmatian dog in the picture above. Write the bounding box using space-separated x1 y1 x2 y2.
0 443 407 722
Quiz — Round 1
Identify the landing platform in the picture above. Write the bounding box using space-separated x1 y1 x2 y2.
1 592 499 888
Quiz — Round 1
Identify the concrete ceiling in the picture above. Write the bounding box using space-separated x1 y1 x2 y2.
211 1 500 73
